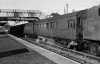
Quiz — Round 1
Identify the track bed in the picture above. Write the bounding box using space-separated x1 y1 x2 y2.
21 37 100 64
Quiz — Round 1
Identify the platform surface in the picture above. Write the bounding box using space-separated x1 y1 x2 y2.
0 34 56 64
0 34 27 53
8 34 80 64
0 50 56 64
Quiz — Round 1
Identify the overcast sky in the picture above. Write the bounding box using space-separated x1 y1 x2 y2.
0 0 100 15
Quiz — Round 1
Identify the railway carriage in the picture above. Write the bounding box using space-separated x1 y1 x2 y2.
33 12 79 40
10 24 25 37
24 22 34 37
83 6 100 40
82 6 100 55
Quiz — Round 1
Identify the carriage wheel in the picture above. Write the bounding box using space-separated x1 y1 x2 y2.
89 43 99 56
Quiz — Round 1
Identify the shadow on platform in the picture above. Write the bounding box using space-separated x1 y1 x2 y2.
0 48 29 58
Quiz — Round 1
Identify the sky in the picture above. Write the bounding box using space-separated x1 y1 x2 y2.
0 0 100 15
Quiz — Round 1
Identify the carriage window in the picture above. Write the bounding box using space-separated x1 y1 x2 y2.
68 21 70 28
53 22 56 29
37 24 38 29
50 22 52 28
70 23 73 28
98 7 100 16
47 23 49 29
50 22 54 29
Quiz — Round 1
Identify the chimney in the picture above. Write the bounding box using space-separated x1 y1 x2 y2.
66 4 68 14
64 7 66 14
73 9 75 12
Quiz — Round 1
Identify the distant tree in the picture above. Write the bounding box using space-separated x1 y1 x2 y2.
50 13 61 17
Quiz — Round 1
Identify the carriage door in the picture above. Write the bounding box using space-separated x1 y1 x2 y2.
69 19 75 40
77 17 83 41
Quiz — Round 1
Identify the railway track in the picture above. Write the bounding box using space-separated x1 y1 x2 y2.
21 37 100 64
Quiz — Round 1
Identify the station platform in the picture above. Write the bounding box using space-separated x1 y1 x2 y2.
6 34 80 64
0 34 56 64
